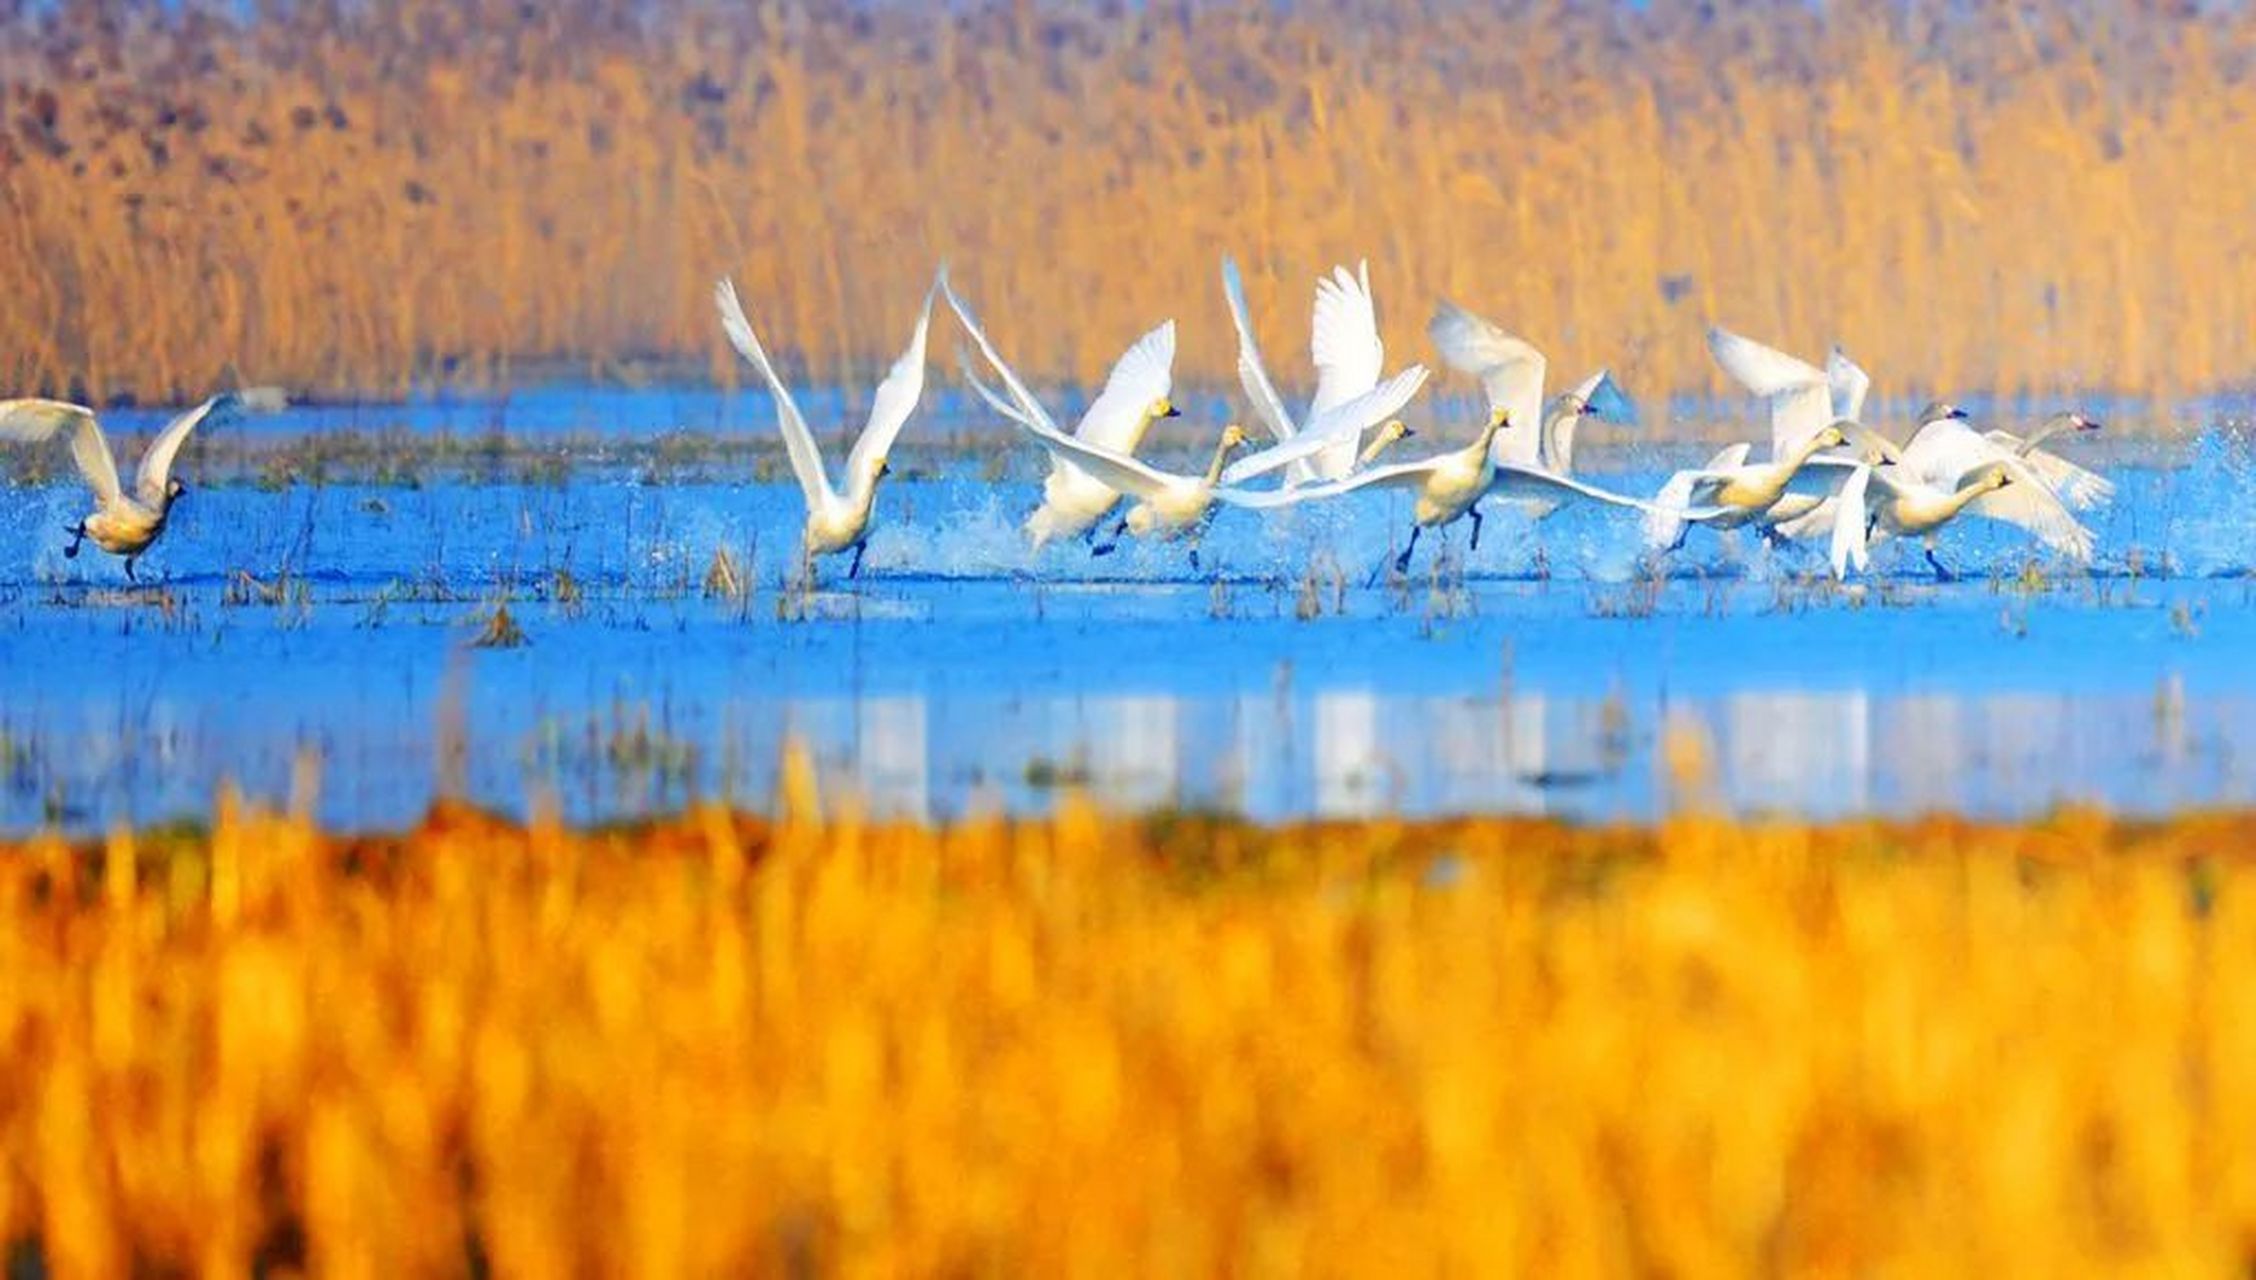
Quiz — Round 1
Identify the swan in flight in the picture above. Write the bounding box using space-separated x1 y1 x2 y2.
1828 461 2052 580
1706 325 1872 456
1221 257 1401 482
952 285 1420 564
942 283 1182 549
715 273 933 579
1427 300 1612 472
1643 424 1853 552
0 391 266 581
1269 408 1713 578
1890 402 2095 559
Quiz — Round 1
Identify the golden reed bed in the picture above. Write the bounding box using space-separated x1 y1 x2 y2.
4 1 2253 410
8 771 2256 1273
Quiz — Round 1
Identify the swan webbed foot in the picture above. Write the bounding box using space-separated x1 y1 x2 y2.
1187 546 1202 572
1090 542 1118 558
1924 547 1956 582
1665 525 1690 554
62 523 83 559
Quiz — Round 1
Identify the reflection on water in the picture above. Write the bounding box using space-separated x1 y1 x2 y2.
6 659 2254 832
595 683 2239 824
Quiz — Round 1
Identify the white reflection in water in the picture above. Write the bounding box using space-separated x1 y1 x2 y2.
1723 691 1871 815
1315 691 1387 817
856 696 929 820
1881 695 1967 812
1087 695 1180 810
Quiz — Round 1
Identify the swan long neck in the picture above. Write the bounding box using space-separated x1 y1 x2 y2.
2020 413 2078 453
1472 416 1508 462
1542 406 1579 474
1201 433 1242 487
1937 478 1997 522
1356 430 1399 470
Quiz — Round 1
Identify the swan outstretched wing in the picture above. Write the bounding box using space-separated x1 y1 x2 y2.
1283 457 1441 501
716 277 834 508
1219 364 1429 486
0 399 118 504
845 277 935 482
1428 299 1545 466
1984 430 2114 509
958 352 1043 433
1309 261 1382 417
1010 421 1180 501
1220 257 1298 445
1965 462 2096 560
1708 326 1832 457
1075 320 1175 449
137 393 245 503
1827 346 1871 422
943 280 1065 436
1490 463 1692 515
1829 464 1872 579
1902 419 2015 490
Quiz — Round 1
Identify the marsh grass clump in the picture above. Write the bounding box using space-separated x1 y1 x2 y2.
471 601 528 648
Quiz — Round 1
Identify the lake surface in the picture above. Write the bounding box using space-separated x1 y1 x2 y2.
2 395 2252 833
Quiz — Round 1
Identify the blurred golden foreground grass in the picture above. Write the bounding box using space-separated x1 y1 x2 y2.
7 1 2256 409
8 772 2256 1273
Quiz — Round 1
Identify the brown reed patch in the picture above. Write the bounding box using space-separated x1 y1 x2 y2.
1 3 2252 417
4 788 2256 1272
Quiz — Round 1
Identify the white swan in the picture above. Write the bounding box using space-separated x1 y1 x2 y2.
1270 409 1713 577
0 392 263 581
715 274 933 579
952 290 1422 564
1829 460 2041 579
1642 424 1852 552
942 284 1181 549
1704 325 1872 457
1892 403 2095 559
1986 412 2111 510
1220 257 1403 482
1428 300 1610 473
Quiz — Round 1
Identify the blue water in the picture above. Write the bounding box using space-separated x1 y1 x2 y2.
2 401 2251 833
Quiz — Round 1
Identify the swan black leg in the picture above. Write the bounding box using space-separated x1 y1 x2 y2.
1924 546 1956 582
1091 520 1128 558
848 540 868 580
1468 504 1485 552
1666 524 1690 554
62 522 83 559
124 556 138 584
1393 525 1422 575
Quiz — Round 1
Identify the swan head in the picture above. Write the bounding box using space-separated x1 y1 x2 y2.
1917 400 1971 426
163 477 188 507
1486 406 1512 431
1150 397 1181 421
2060 411 2103 433
1811 424 1848 451
1377 419 1415 445
1218 423 1249 451
1964 462 2015 493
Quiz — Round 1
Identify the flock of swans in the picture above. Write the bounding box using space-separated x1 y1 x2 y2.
0 261 2110 587
719 261 2109 584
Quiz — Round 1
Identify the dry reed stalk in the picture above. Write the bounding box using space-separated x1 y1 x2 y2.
0 1 2251 426
1 798 2255 1270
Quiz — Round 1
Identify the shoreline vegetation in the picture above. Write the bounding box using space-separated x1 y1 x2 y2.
5 1 2255 407
4 766 2254 1271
